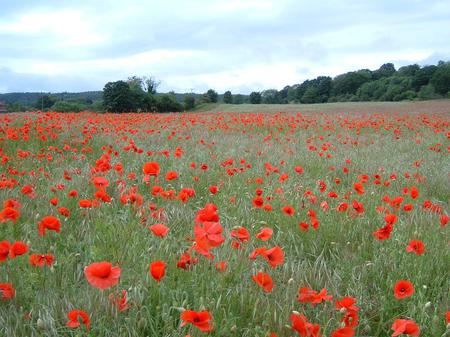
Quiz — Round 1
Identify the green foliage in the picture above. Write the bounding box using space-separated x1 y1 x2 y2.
223 91 233 104
261 89 280 104
201 89 218 103
51 101 86 112
233 94 245 104
103 81 135 112
249 92 261 104
35 94 58 110
430 61 450 95
183 95 196 110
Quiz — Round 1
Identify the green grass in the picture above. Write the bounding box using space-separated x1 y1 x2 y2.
0 107 449 337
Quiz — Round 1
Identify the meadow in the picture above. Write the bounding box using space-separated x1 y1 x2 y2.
0 101 449 337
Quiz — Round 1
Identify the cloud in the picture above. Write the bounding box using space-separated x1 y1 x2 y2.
0 0 449 93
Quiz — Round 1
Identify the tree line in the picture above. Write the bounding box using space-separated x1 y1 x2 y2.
1 60 449 112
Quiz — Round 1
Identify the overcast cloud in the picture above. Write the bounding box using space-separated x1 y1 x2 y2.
0 0 449 93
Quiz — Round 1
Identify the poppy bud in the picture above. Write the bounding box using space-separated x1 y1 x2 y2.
340 307 347 314
37 318 46 330
288 278 294 285
424 301 432 310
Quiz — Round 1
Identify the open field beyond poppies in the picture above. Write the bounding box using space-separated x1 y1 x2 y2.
1 101 449 337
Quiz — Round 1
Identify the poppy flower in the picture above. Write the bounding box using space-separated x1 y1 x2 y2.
109 289 130 312
195 204 220 223
0 207 20 223
252 272 274 292
9 241 29 258
180 310 213 332
253 196 264 208
331 327 355 337
149 223 170 237
143 161 160 176
373 224 393 241
335 297 359 312
176 252 198 270
29 254 54 266
215 261 227 272
209 185 218 194
231 226 250 242
0 241 10 262
410 186 419 199
66 309 90 331
84 261 121 289
282 205 295 216
0 283 15 301
256 227 273 241
290 312 321 337
391 319 420 336
406 240 425 255
166 171 178 180
353 182 364 194
194 221 225 251
149 261 166 283
38 216 61 236
394 280 414 299
92 176 109 188
263 246 284 268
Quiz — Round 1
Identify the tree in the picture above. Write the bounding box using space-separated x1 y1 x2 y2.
430 62 450 95
233 94 245 104
35 94 57 110
103 81 135 112
249 92 261 104
184 95 196 110
156 93 183 112
223 91 233 104
261 89 280 104
205 89 218 103
373 63 396 79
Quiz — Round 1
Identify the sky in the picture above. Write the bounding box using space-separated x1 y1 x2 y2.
0 0 449 94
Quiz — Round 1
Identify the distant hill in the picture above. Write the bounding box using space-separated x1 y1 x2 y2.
0 91 103 106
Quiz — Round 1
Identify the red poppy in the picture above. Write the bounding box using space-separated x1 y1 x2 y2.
84 261 121 289
256 227 273 241
9 241 29 258
290 312 321 337
215 261 227 272
0 283 15 301
0 241 10 262
282 205 295 216
177 252 198 270
38 216 61 236
263 246 284 268
209 185 218 194
29 254 54 266
195 203 220 223
410 186 419 199
406 240 425 255
394 280 414 299
335 297 359 312
231 226 251 242
252 272 274 293
253 196 264 208
149 261 166 283
0 207 20 223
331 327 355 337
92 176 109 188
109 289 130 312
180 310 213 332
149 223 170 237
143 161 160 176
391 319 420 336
373 224 393 241
353 182 364 194
66 309 90 331
166 171 178 181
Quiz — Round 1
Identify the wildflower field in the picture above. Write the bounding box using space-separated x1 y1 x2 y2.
0 102 449 337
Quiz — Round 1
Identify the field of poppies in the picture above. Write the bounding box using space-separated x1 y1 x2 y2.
0 105 449 337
